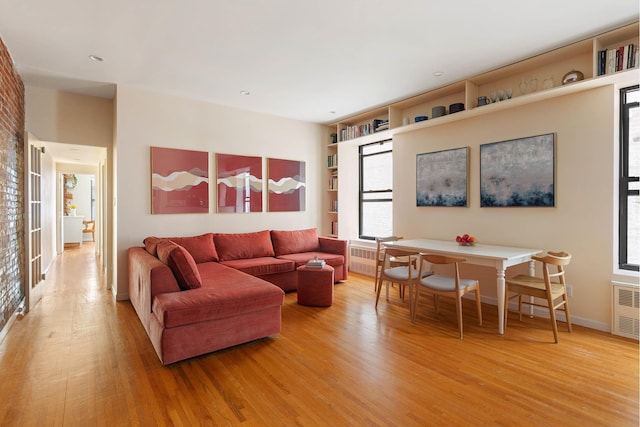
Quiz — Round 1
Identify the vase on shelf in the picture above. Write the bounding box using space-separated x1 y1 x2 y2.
69 209 76 216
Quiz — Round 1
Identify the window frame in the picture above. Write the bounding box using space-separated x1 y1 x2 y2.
359 139 393 241
619 85 639 272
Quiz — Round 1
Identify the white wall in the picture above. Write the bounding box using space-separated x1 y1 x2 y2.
114 86 326 299
389 86 619 330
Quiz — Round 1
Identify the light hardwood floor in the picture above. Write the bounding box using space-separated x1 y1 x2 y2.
0 243 638 426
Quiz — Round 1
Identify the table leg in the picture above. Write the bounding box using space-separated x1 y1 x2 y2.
497 268 506 334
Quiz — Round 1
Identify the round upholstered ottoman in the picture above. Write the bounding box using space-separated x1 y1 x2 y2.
297 264 334 307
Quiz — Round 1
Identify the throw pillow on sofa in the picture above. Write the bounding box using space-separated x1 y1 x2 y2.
144 233 218 263
156 239 202 290
271 228 319 255
214 230 275 261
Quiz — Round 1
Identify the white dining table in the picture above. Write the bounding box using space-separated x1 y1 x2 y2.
384 238 541 334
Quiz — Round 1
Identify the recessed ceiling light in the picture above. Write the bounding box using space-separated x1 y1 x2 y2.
240 90 251 96
433 71 444 77
329 111 336 114
89 55 104 62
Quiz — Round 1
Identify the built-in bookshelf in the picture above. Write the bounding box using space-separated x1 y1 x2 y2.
326 138 339 238
322 21 638 239
329 21 639 142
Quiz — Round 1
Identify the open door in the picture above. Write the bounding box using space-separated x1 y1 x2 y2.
24 139 45 312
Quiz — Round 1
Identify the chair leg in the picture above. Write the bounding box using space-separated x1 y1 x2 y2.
375 276 384 309
475 288 483 326
563 295 572 333
518 295 523 321
410 284 417 323
548 296 559 343
455 296 464 339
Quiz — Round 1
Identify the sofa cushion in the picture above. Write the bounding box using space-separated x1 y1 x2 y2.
144 233 217 263
155 239 203 290
143 236 162 257
271 228 319 256
214 230 275 261
169 233 218 263
156 239 179 264
152 266 284 329
277 251 345 269
220 257 295 276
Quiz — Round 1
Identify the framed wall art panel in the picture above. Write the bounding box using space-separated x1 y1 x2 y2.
267 158 306 212
150 146 209 214
416 147 469 207
216 153 263 213
480 133 555 207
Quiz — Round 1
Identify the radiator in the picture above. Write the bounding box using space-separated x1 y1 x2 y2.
349 244 377 277
611 281 640 339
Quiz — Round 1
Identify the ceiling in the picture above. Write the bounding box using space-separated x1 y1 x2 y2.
1 1 638 126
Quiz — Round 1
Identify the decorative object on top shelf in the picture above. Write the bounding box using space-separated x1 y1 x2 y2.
432 105 446 118
530 76 539 92
519 80 527 95
449 102 465 113
417 146 469 207
542 75 554 90
456 234 477 246
562 69 585 85
330 133 337 144
480 133 555 207
415 115 428 122
477 96 490 106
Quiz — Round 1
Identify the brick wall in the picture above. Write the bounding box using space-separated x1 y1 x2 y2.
0 37 25 331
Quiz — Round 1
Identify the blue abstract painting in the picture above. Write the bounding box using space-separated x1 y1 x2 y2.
417 147 469 207
480 133 555 207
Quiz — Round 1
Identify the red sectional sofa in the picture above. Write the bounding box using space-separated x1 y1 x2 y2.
128 228 348 364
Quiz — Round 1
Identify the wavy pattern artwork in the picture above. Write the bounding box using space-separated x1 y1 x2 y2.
152 169 209 192
151 147 209 214
217 172 263 192
268 158 305 212
216 154 263 213
268 176 306 194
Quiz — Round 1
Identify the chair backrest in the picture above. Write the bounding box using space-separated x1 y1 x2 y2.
420 254 467 290
380 248 420 280
83 220 95 232
532 251 571 286
375 236 404 271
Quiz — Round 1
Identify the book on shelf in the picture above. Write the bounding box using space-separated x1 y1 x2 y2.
330 220 338 236
306 258 326 268
327 153 338 167
340 118 390 141
598 43 637 76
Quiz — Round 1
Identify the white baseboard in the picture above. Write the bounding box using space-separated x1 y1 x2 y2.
478 295 610 333
0 298 25 345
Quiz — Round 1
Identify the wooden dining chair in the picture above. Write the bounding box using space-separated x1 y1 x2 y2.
504 251 572 343
413 254 482 339
82 220 96 242
374 236 407 300
375 248 422 319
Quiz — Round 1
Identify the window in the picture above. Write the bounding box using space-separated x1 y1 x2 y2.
359 140 393 240
619 85 639 271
